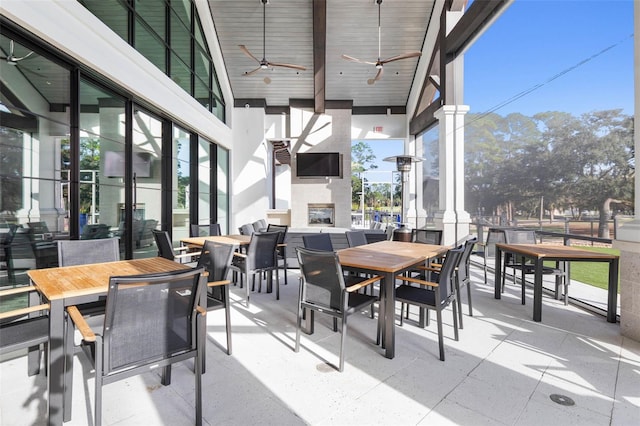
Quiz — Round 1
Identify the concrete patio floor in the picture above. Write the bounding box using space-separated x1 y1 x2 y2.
1 266 639 425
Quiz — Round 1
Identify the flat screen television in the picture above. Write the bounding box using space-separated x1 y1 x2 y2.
296 152 342 178
104 151 152 178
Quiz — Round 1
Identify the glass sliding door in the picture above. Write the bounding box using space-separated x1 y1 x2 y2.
131 108 163 258
197 136 211 227
78 79 126 258
0 34 71 279
172 125 191 245
216 145 229 234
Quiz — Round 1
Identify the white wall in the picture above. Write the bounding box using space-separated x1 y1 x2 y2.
290 107 352 228
230 107 271 231
351 114 409 140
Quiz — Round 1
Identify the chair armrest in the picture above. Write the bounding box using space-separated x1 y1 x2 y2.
67 305 96 342
207 279 231 288
395 275 439 287
414 264 442 272
0 285 39 297
0 303 49 321
174 251 201 260
345 275 382 293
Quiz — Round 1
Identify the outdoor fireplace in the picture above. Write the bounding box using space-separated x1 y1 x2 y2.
308 203 335 227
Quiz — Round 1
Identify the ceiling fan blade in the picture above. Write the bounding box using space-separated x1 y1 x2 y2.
367 67 384 85
268 61 306 71
341 54 377 66
380 51 422 65
239 45 260 63
242 66 262 77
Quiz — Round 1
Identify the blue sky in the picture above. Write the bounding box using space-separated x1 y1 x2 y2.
367 0 634 175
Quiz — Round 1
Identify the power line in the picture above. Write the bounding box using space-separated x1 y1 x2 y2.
465 33 633 127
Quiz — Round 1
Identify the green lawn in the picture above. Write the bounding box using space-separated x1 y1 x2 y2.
546 246 620 292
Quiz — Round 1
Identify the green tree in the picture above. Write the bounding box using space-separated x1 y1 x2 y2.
351 141 378 208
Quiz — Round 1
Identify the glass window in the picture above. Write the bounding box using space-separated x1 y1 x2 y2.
0 35 71 277
194 77 210 111
135 0 166 40
420 126 439 218
170 12 191 67
197 136 211 226
135 18 167 73
216 145 229 234
172 126 190 244
170 52 191 95
80 0 129 41
78 79 126 257
131 108 163 258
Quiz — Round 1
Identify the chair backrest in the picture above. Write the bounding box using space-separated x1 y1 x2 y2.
102 267 204 375
58 238 120 266
302 233 333 251
152 230 175 260
197 240 234 283
296 247 346 312
246 231 280 271
385 224 396 240
412 229 443 245
456 237 478 285
436 246 465 303
252 219 267 232
345 230 367 247
267 224 288 254
238 224 255 236
80 224 111 240
504 229 537 244
190 223 221 237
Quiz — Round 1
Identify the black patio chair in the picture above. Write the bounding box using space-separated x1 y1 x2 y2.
0 225 17 283
152 230 200 265
57 237 120 266
455 237 478 328
66 267 206 426
228 231 280 307
295 247 381 372
267 224 289 286
238 223 255 236
302 233 333 251
345 230 368 247
395 246 464 361
190 223 222 237
0 286 49 377
197 240 234 355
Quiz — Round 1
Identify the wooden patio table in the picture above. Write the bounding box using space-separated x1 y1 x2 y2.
337 240 449 359
494 243 619 323
27 257 194 426
180 234 251 248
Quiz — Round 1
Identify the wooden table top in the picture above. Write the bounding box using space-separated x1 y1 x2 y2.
496 243 619 260
338 241 449 273
180 234 251 247
27 257 191 301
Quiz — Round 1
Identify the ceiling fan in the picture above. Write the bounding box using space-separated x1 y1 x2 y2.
342 0 422 85
1 40 34 65
239 0 306 84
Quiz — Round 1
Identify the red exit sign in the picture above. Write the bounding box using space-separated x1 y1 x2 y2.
373 126 383 133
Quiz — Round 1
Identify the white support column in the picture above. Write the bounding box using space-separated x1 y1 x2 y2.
434 104 470 245
407 135 427 228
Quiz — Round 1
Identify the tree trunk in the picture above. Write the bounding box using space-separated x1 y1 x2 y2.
599 198 622 238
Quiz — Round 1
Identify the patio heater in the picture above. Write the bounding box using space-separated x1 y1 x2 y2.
383 155 423 236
